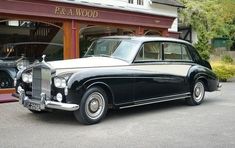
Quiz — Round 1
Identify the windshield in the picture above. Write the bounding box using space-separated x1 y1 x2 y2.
84 39 140 62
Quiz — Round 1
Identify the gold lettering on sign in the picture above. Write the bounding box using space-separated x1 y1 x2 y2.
55 6 99 18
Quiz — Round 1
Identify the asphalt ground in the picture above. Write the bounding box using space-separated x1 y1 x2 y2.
0 81 235 148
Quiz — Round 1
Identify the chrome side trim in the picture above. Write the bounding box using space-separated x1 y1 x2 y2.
135 92 190 103
119 95 190 109
116 92 190 106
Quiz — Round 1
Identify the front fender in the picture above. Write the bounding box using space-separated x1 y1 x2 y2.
66 70 116 106
0 68 17 80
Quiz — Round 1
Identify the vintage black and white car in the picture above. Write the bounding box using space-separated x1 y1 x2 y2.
16 36 220 124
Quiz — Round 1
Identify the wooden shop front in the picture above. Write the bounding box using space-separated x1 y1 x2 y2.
0 0 176 93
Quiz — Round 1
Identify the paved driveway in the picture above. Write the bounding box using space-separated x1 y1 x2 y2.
0 82 235 148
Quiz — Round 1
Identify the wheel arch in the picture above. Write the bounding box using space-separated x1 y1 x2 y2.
86 82 115 108
187 65 210 92
69 79 115 107
194 75 209 91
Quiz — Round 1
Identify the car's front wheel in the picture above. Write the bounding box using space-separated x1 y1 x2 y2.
186 80 205 106
74 86 108 125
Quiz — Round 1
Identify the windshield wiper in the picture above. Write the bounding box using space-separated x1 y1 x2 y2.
99 54 110 57
84 54 111 58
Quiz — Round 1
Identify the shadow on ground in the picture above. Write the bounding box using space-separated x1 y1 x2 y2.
24 97 219 126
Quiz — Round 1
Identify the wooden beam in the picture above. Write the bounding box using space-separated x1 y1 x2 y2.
0 0 175 29
135 27 145 35
161 29 169 37
63 20 80 59
72 20 80 58
0 88 15 94
63 20 72 59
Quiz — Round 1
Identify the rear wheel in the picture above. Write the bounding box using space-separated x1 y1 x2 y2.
74 87 108 125
186 80 205 106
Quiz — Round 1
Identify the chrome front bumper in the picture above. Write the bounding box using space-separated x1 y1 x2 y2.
18 88 79 111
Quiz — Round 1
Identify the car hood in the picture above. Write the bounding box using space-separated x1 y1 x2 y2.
48 57 129 74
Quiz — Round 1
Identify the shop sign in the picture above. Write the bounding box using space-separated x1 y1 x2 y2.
55 6 99 18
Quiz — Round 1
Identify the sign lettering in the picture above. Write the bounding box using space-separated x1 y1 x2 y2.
55 6 99 18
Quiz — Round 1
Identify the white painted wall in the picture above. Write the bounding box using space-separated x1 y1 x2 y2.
52 0 179 31
192 30 198 44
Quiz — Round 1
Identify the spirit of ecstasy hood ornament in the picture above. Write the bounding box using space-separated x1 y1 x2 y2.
42 55 46 62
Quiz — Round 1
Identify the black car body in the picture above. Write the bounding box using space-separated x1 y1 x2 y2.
16 36 220 124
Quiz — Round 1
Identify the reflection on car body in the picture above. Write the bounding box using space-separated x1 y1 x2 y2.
16 36 220 125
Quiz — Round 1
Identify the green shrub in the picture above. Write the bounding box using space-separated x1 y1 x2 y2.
211 61 235 82
221 54 234 64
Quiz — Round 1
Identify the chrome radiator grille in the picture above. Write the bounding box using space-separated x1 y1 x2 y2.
32 67 51 99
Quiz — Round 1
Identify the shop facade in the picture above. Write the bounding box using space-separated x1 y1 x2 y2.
0 0 182 93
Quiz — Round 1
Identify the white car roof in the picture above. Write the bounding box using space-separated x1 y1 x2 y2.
102 36 192 46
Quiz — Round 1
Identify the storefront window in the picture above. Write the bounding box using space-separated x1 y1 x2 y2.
0 19 63 88
79 24 134 57
0 19 63 62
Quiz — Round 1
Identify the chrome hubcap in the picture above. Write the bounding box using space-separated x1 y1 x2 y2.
193 82 205 103
85 92 105 120
89 99 99 112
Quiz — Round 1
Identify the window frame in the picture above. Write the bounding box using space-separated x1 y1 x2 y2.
162 42 193 62
137 0 144 5
133 41 162 63
133 41 194 64
128 0 134 4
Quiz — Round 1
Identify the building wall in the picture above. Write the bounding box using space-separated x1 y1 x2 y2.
192 30 198 44
52 0 179 32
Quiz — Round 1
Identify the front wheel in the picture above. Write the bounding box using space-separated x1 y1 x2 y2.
186 80 205 106
74 87 108 125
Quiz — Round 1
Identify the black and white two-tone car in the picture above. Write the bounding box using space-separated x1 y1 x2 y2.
16 36 220 124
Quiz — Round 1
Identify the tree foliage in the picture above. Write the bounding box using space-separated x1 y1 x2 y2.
178 0 235 60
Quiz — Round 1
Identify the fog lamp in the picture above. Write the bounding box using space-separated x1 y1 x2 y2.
17 86 23 94
56 93 63 102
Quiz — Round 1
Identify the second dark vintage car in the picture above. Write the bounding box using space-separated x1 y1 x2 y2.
16 36 220 124
0 42 63 89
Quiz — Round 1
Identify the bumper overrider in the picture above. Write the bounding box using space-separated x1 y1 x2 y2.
18 87 79 111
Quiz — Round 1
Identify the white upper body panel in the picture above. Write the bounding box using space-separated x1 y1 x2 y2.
48 57 129 74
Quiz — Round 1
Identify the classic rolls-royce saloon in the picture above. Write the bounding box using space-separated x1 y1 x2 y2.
16 36 220 125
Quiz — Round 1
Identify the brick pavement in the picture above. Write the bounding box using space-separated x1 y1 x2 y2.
0 94 18 103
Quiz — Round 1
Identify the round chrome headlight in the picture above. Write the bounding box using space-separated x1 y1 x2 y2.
22 73 32 83
54 77 66 88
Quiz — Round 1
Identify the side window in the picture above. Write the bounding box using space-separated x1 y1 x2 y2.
163 42 192 61
137 0 144 5
135 42 161 61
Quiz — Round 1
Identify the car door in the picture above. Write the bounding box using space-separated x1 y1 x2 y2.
132 41 191 102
